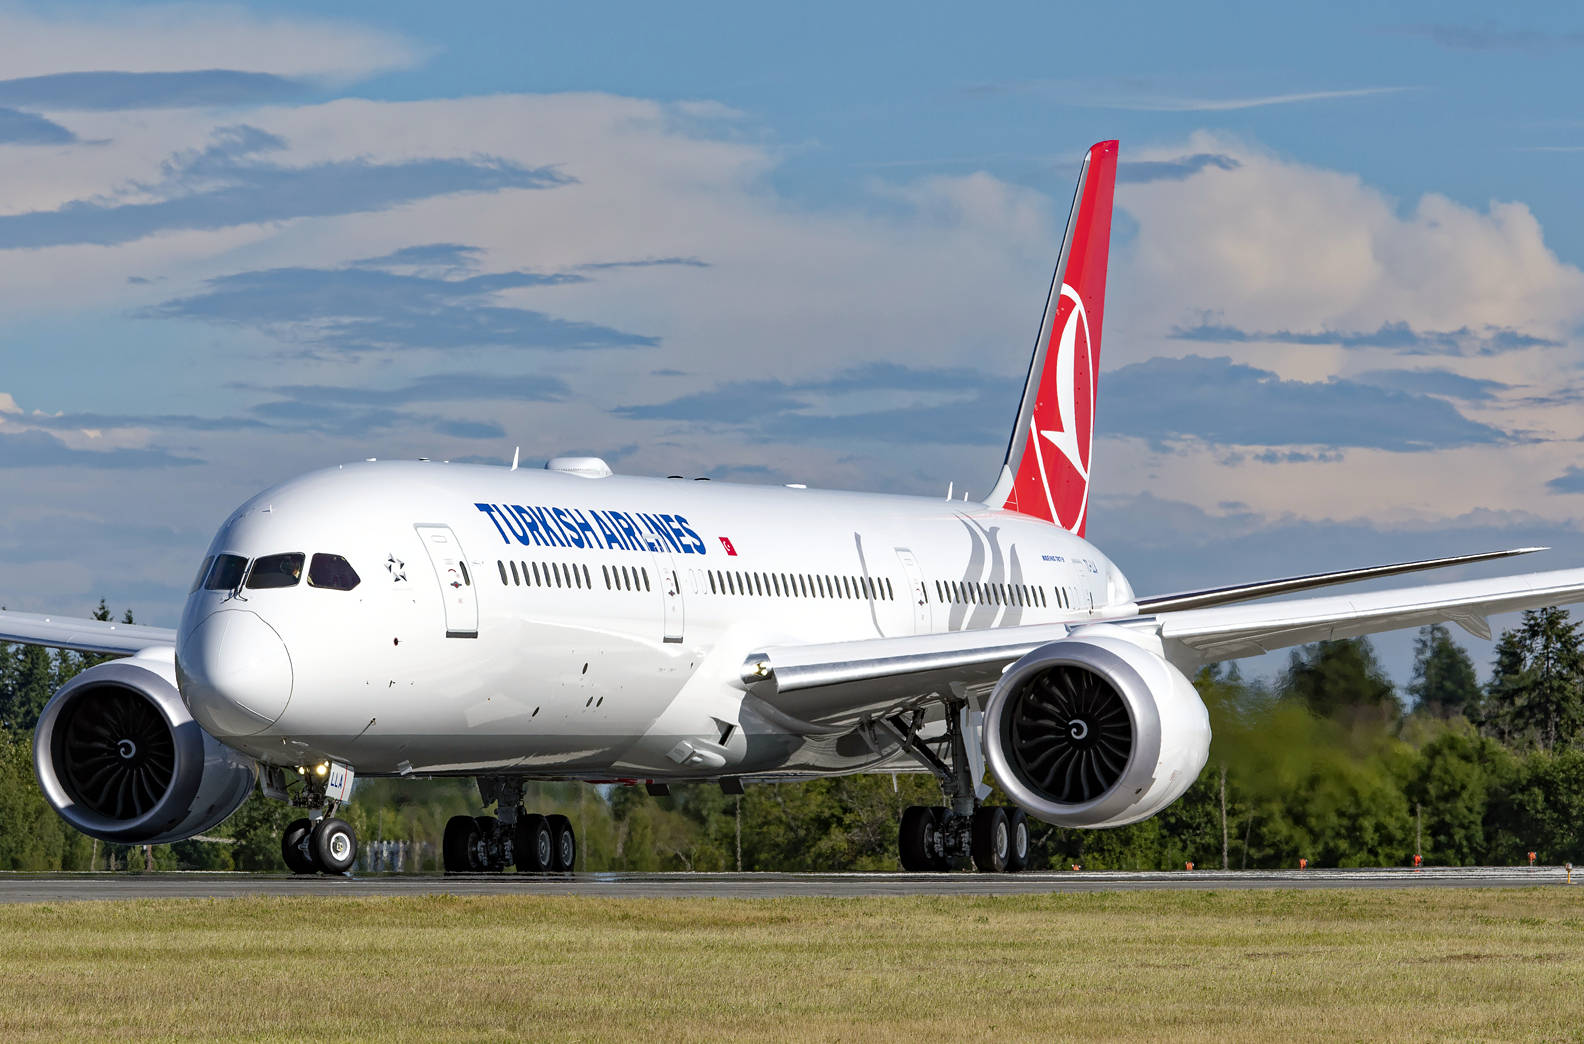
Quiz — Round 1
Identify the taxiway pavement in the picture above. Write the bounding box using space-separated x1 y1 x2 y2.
0 866 1574 903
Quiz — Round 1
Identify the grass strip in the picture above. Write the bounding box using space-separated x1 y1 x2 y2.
1 888 1581 1041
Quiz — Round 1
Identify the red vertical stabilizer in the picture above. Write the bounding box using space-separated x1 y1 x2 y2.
989 140 1117 537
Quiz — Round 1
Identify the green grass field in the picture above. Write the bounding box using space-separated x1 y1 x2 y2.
2 888 1582 1041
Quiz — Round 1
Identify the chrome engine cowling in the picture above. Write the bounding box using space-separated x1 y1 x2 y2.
33 648 257 844
983 625 1211 828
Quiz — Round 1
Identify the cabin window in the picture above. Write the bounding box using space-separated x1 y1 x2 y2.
754 573 765 596
510 561 521 585
204 554 249 591
459 561 471 586
308 554 361 592
641 568 651 592
602 565 611 589
190 555 215 593
497 560 508 584
582 564 592 589
246 552 304 590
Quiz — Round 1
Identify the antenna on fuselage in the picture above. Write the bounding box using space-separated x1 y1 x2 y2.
510 446 520 472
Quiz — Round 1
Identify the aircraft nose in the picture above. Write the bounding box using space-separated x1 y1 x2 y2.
177 609 294 737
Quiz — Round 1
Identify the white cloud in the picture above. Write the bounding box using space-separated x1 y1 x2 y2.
0 3 420 82
1117 133 1584 344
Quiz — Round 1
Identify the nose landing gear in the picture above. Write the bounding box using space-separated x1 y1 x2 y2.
273 760 360 876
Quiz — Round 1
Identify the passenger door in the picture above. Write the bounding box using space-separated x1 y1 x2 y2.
894 548 932 634
415 524 478 638
651 546 685 644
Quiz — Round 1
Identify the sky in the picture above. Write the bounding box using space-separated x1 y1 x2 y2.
2 0 1584 689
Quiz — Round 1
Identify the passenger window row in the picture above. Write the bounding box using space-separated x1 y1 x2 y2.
707 569 893 601
930 579 1065 609
497 559 651 593
193 552 360 593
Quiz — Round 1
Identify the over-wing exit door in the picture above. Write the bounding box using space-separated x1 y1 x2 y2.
652 546 685 644
415 524 478 638
894 548 932 634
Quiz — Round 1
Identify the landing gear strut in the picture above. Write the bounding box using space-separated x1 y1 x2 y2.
886 703 1029 873
276 762 359 875
442 777 577 874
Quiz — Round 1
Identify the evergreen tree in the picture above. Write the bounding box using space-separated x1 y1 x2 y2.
1485 608 1584 751
1280 637 1401 727
1407 624 1482 720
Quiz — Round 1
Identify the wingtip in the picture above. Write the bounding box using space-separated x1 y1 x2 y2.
1513 546 1551 555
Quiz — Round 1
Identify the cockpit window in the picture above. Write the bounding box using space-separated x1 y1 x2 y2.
203 554 249 591
189 555 216 593
308 553 360 592
246 552 305 589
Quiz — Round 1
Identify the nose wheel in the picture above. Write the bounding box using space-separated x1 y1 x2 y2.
281 816 358 875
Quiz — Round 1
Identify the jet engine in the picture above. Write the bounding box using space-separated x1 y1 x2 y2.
982 625 1210 828
32 648 257 845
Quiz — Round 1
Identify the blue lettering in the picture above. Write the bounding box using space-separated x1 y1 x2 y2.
570 509 602 549
509 505 548 546
551 507 586 548
661 514 702 555
588 509 623 550
530 506 568 547
622 511 659 551
673 515 708 555
475 503 510 544
496 504 532 545
610 512 643 550
641 513 682 553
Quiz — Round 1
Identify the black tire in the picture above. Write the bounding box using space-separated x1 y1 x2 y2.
971 806 1010 873
516 813 553 873
443 814 480 874
1006 809 1030 872
310 817 357 874
899 805 937 872
474 815 501 872
927 808 954 871
547 814 576 873
281 818 316 875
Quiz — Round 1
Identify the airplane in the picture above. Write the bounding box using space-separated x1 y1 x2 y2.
7 139 1584 876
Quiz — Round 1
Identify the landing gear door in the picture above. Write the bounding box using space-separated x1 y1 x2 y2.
415 524 478 638
894 547 932 634
651 547 685 644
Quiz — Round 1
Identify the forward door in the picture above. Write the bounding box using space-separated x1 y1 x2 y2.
415 524 478 638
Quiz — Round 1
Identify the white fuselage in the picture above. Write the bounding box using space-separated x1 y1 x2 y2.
175 460 1134 780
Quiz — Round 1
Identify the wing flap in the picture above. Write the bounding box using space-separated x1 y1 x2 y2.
0 609 176 656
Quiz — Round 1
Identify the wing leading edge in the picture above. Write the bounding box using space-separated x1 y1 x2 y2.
0 609 175 656
742 567 1584 731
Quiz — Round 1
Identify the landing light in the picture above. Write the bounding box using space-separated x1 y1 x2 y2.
315 762 329 777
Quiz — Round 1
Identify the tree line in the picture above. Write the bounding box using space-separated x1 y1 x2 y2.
3 606 1582 871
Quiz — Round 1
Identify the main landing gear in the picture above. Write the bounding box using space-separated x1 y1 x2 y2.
275 764 359 875
885 703 1030 873
442 777 576 874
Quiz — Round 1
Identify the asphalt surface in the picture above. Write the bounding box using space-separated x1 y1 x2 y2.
0 866 1575 902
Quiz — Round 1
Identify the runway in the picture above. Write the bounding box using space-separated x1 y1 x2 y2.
0 866 1574 902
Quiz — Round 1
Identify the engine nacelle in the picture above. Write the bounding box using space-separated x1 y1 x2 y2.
32 649 257 845
983 625 1211 828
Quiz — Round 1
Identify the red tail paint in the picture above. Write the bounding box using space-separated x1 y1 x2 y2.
994 141 1117 537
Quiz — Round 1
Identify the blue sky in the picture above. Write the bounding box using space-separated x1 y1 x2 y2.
3 0 1584 687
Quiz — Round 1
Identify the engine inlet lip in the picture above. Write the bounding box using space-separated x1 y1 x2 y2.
983 640 1164 825
33 661 207 843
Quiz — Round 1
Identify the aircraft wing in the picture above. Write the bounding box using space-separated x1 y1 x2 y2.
742 567 1584 730
0 609 175 656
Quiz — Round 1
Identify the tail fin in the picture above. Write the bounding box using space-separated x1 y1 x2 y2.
986 140 1117 537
